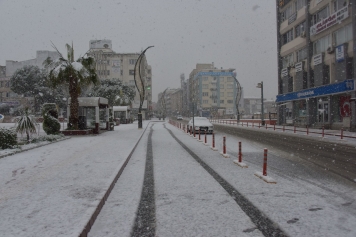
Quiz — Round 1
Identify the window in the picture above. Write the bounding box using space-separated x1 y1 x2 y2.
202 84 208 89
227 100 233 104
297 47 307 62
107 70 110 76
129 59 137 65
129 70 135 75
227 92 234 97
281 3 295 22
282 29 294 45
296 0 306 11
311 6 329 25
120 70 123 76
220 84 224 89
220 92 224 97
0 81 3 87
202 92 209 96
220 100 224 104
282 53 294 68
313 34 331 54
203 77 208 81
295 21 306 37
203 100 208 104
333 0 347 13
227 84 234 89
227 77 234 82
334 24 353 46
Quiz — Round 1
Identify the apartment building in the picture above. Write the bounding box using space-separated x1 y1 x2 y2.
188 63 243 118
0 51 60 110
88 40 153 119
276 0 356 129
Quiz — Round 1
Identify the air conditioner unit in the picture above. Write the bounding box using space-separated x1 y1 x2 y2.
300 31 306 38
327 46 334 54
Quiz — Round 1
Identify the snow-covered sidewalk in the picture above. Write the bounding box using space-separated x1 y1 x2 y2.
0 121 148 237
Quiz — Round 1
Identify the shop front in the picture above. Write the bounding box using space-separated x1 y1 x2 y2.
276 79 355 129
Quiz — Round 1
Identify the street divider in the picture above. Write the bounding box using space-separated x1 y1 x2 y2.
254 148 276 184
220 136 230 158
233 141 248 168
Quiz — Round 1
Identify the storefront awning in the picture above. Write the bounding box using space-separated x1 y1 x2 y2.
68 97 108 107
276 79 356 103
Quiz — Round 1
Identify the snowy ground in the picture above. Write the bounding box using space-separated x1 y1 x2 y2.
1 120 355 236
0 121 148 237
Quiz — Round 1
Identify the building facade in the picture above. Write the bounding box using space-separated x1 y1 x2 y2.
188 63 243 118
276 0 356 129
88 40 153 119
0 51 60 112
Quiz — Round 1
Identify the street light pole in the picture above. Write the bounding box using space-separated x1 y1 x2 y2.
257 81 265 125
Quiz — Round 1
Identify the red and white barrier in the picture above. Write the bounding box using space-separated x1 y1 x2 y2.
254 148 276 184
210 132 218 151
220 136 230 158
233 141 248 168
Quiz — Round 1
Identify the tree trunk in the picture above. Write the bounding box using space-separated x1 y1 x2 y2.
69 76 79 129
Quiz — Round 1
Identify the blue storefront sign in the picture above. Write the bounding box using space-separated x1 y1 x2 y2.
276 79 355 103
196 71 234 77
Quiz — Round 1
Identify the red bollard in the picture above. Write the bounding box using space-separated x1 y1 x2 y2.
341 127 344 139
306 125 309 135
194 129 196 138
212 132 215 148
294 126 296 133
238 141 242 163
190 126 192 135
322 125 324 137
204 131 207 144
263 148 268 176
274 124 275 130
198 130 201 140
223 136 226 154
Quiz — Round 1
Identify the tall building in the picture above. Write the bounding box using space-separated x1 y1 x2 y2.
276 0 356 130
188 63 243 118
88 40 153 119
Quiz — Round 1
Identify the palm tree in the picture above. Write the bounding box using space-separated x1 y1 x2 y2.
13 108 37 143
44 43 99 129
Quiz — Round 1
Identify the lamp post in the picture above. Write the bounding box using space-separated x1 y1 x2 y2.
257 81 265 125
134 46 154 129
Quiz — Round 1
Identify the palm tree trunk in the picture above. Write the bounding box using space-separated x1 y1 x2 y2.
69 75 79 129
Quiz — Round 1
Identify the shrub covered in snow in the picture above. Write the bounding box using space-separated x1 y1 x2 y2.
13 108 37 143
31 134 64 143
0 127 17 149
42 103 60 135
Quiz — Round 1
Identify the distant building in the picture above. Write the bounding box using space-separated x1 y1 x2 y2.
0 51 60 111
276 0 356 129
188 63 243 118
88 40 153 119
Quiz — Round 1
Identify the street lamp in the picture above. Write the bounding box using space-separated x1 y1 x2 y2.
134 46 154 129
256 81 265 125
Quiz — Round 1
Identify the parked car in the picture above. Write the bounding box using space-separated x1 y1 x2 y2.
188 117 213 134
177 115 183 120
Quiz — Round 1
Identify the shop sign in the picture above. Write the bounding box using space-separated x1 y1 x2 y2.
288 12 297 25
310 6 348 36
313 54 322 66
295 62 303 72
281 68 288 77
276 79 356 103
335 45 345 63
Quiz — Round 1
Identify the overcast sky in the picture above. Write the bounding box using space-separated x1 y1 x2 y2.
0 0 278 102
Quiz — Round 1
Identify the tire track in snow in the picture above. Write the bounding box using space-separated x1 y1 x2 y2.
131 124 156 237
164 124 288 237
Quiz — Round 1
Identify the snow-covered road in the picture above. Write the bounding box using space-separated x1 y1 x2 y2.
1 120 356 236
